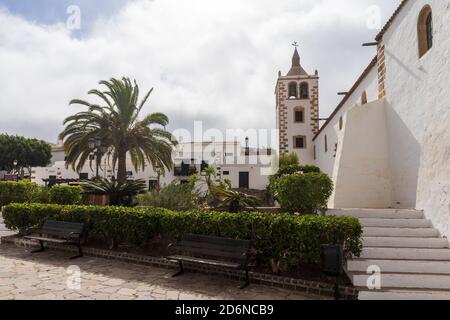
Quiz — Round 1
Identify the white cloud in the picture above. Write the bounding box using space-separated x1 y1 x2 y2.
0 0 400 142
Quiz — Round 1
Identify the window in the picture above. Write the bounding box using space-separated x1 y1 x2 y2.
339 116 343 130
79 173 88 180
294 136 306 149
361 91 368 105
294 107 305 123
313 145 316 160
418 6 433 58
288 82 298 98
300 82 309 99
324 135 328 153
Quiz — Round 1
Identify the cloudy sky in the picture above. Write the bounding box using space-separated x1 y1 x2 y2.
0 0 401 144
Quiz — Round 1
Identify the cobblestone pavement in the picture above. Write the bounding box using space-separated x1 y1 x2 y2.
0 217 15 238
0 244 326 300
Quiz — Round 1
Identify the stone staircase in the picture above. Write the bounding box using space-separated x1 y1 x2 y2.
329 209 450 300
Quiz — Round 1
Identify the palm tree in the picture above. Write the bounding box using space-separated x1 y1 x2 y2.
83 177 147 206
59 78 177 182
211 180 260 213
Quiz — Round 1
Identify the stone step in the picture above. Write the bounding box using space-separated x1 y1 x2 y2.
363 237 449 248
363 227 440 238
360 218 432 228
358 289 450 300
329 209 424 219
351 272 450 290
360 247 450 261
347 259 450 274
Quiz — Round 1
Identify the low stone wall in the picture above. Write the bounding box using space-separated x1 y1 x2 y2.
1 235 358 300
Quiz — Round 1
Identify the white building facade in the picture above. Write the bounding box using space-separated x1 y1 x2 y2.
277 0 450 237
32 141 272 191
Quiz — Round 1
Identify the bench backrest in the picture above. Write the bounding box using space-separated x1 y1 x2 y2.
40 220 85 238
178 234 251 263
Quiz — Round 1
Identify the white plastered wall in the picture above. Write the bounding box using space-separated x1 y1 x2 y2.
332 99 392 208
380 0 450 235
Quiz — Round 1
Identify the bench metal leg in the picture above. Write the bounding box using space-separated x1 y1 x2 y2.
172 261 184 277
240 270 250 290
31 240 45 254
70 244 83 260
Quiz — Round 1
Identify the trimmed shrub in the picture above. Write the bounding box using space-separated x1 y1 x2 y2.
0 181 48 208
49 185 83 205
2 203 362 270
275 172 333 214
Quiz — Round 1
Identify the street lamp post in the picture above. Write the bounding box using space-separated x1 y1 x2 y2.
88 138 108 179
155 165 161 193
12 160 18 179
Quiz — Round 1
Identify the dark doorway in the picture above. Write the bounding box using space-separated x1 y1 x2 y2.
239 172 250 189
148 180 158 191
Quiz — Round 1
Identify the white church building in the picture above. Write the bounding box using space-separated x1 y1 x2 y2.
275 0 449 299
277 0 449 237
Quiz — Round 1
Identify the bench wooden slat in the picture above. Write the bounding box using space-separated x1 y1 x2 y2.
179 240 250 252
24 236 69 244
41 221 83 232
179 239 250 251
167 255 241 269
178 243 248 260
183 234 251 248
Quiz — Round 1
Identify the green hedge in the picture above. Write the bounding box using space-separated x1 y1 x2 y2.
49 185 83 205
2 203 362 269
0 182 84 208
0 181 48 208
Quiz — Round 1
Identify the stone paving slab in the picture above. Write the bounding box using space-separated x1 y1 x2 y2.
0 218 15 238
0 244 327 300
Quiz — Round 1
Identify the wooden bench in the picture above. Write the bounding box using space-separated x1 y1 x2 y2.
167 234 252 289
24 220 86 260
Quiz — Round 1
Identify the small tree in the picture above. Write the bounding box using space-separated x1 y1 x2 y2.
0 134 52 178
278 152 299 167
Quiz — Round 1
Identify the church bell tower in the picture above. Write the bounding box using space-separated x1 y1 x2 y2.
275 45 319 164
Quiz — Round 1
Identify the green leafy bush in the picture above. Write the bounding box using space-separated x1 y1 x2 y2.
0 181 48 208
49 185 83 205
275 172 333 214
2 203 362 271
137 182 201 211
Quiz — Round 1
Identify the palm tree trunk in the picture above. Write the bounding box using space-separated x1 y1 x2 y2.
117 147 127 183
